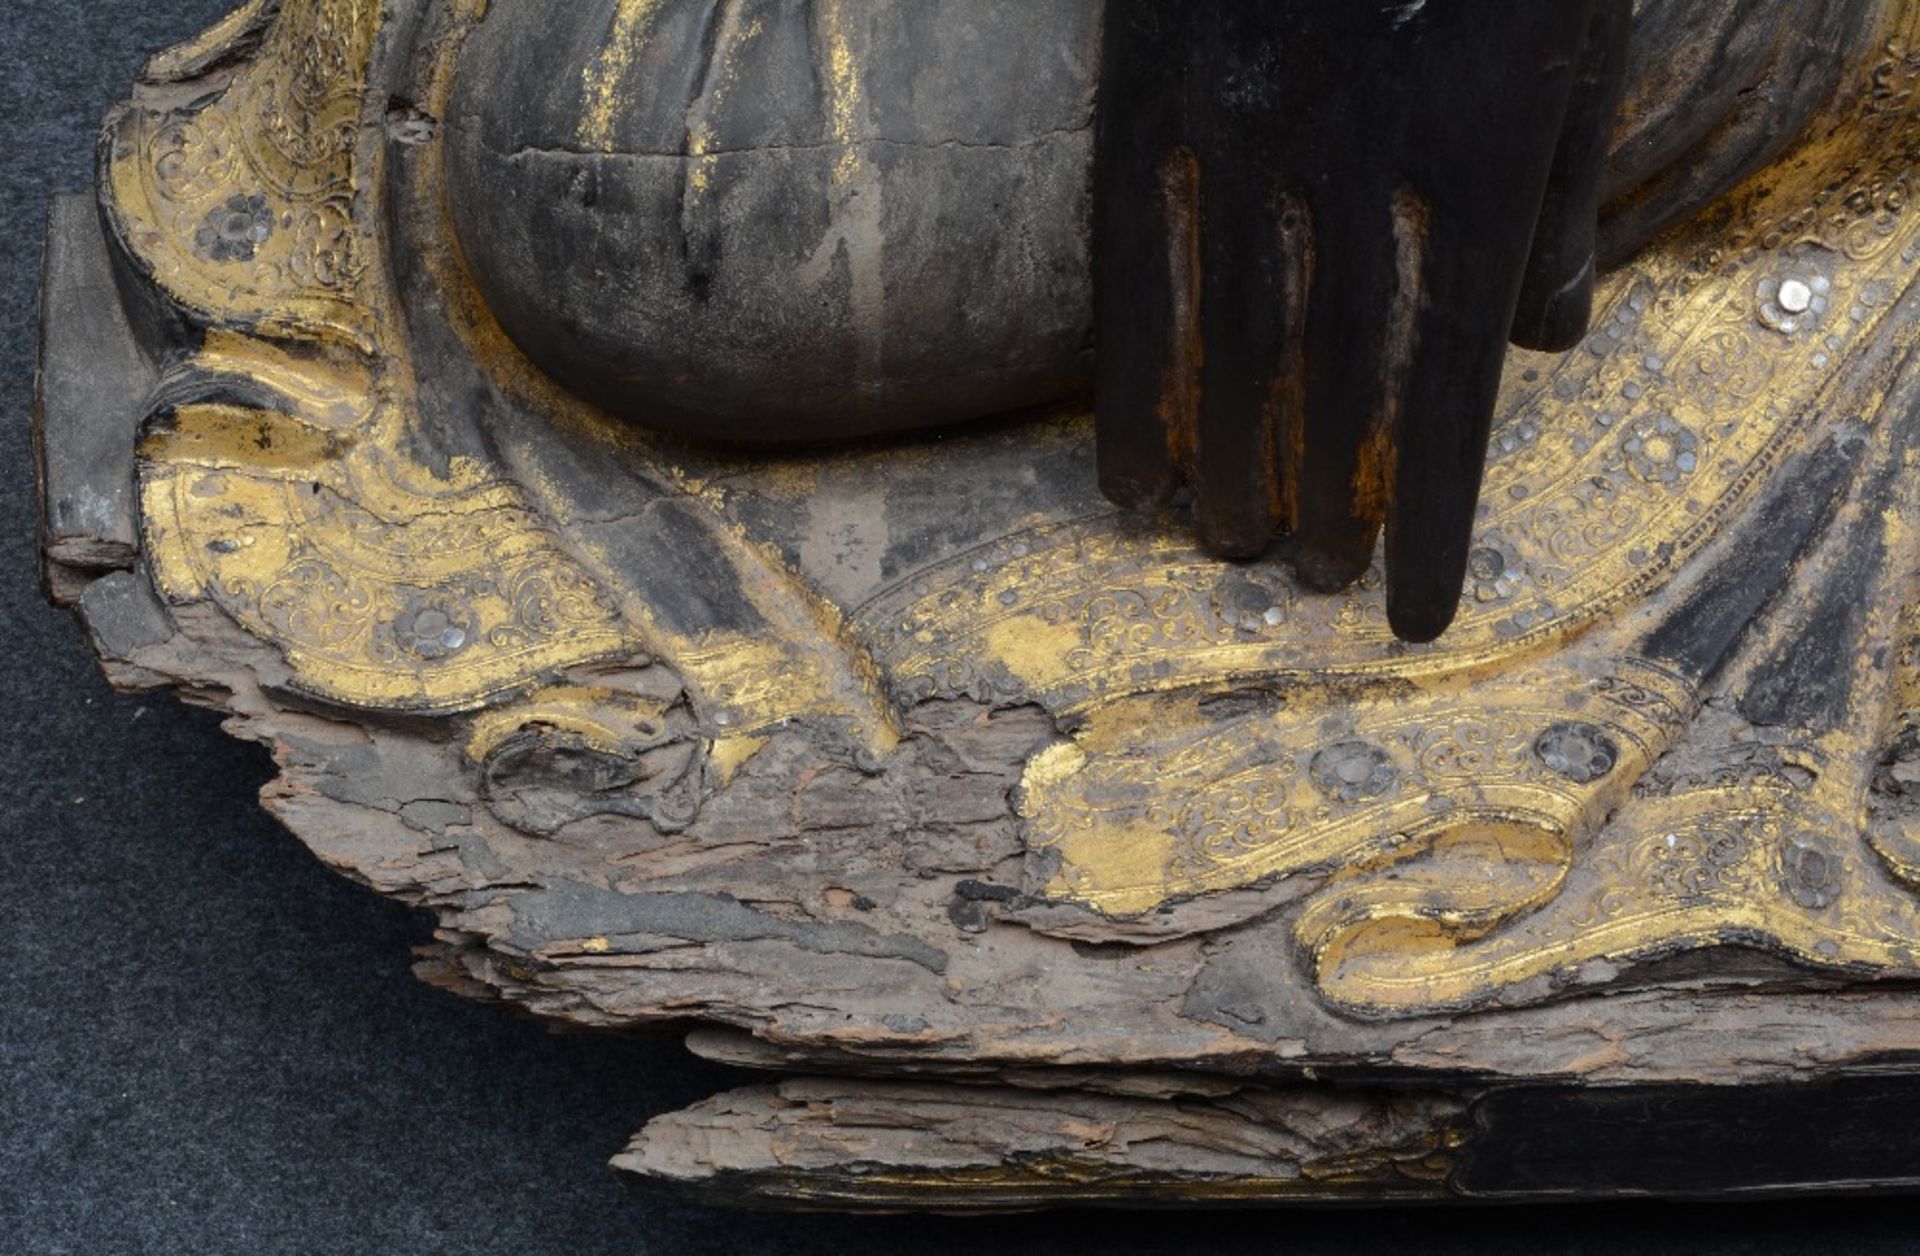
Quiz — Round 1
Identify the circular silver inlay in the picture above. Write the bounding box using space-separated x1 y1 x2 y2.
1533 722 1620 784
392 598 475 660
1214 574 1283 634
1782 833 1842 910
1309 740 1398 804
1777 279 1815 315
1620 413 1700 486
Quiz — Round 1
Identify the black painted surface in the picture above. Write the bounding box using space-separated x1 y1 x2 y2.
1513 0 1636 355
1092 0 1608 641
1461 1077 1920 1199
11 3 1920 1252
1598 0 1882 263
33 196 148 583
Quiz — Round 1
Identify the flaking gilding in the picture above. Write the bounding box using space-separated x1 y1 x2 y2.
101 0 1920 1023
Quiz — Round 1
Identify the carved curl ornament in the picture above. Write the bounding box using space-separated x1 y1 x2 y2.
37 0 1920 1208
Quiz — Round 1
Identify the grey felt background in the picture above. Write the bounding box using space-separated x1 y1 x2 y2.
3 2 1918 1252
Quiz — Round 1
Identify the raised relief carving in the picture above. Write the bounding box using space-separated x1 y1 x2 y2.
36 0 1920 1209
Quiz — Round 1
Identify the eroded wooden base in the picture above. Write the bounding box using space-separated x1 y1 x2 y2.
38 50 1920 1205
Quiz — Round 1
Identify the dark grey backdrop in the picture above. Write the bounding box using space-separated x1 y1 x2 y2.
4 3 1918 1253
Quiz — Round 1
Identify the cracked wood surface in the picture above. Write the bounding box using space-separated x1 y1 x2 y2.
42 184 1920 1206
34 0 1920 1206
64 527 1920 1089
614 1077 1465 1211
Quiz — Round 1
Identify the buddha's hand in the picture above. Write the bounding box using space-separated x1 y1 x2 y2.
1093 0 1633 641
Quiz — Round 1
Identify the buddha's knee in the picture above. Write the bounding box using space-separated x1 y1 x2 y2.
443 0 1882 444
445 0 1102 442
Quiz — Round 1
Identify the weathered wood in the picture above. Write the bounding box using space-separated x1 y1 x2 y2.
1091 1 1607 639
36 0 1920 1213
616 1077 1464 1211
33 194 151 606
1513 0 1636 353
1599 0 1886 261
616 1072 1920 1211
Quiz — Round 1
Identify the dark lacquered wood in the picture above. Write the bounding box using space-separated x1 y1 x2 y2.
1514 0 1636 353
1091 1 1190 513
1093 0 1614 639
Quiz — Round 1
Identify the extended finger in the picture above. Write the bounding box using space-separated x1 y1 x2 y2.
1512 0 1635 353
1092 0 1197 512
1384 0 1598 642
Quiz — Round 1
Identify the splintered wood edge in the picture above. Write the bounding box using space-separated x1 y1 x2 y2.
612 1077 1465 1212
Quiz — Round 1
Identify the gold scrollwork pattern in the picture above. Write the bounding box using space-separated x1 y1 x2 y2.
1303 776 1920 1016
1022 657 1696 919
106 0 381 350
856 23 1920 717
107 0 1920 1020
117 1 645 713
141 390 636 712
1004 20 1920 1014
